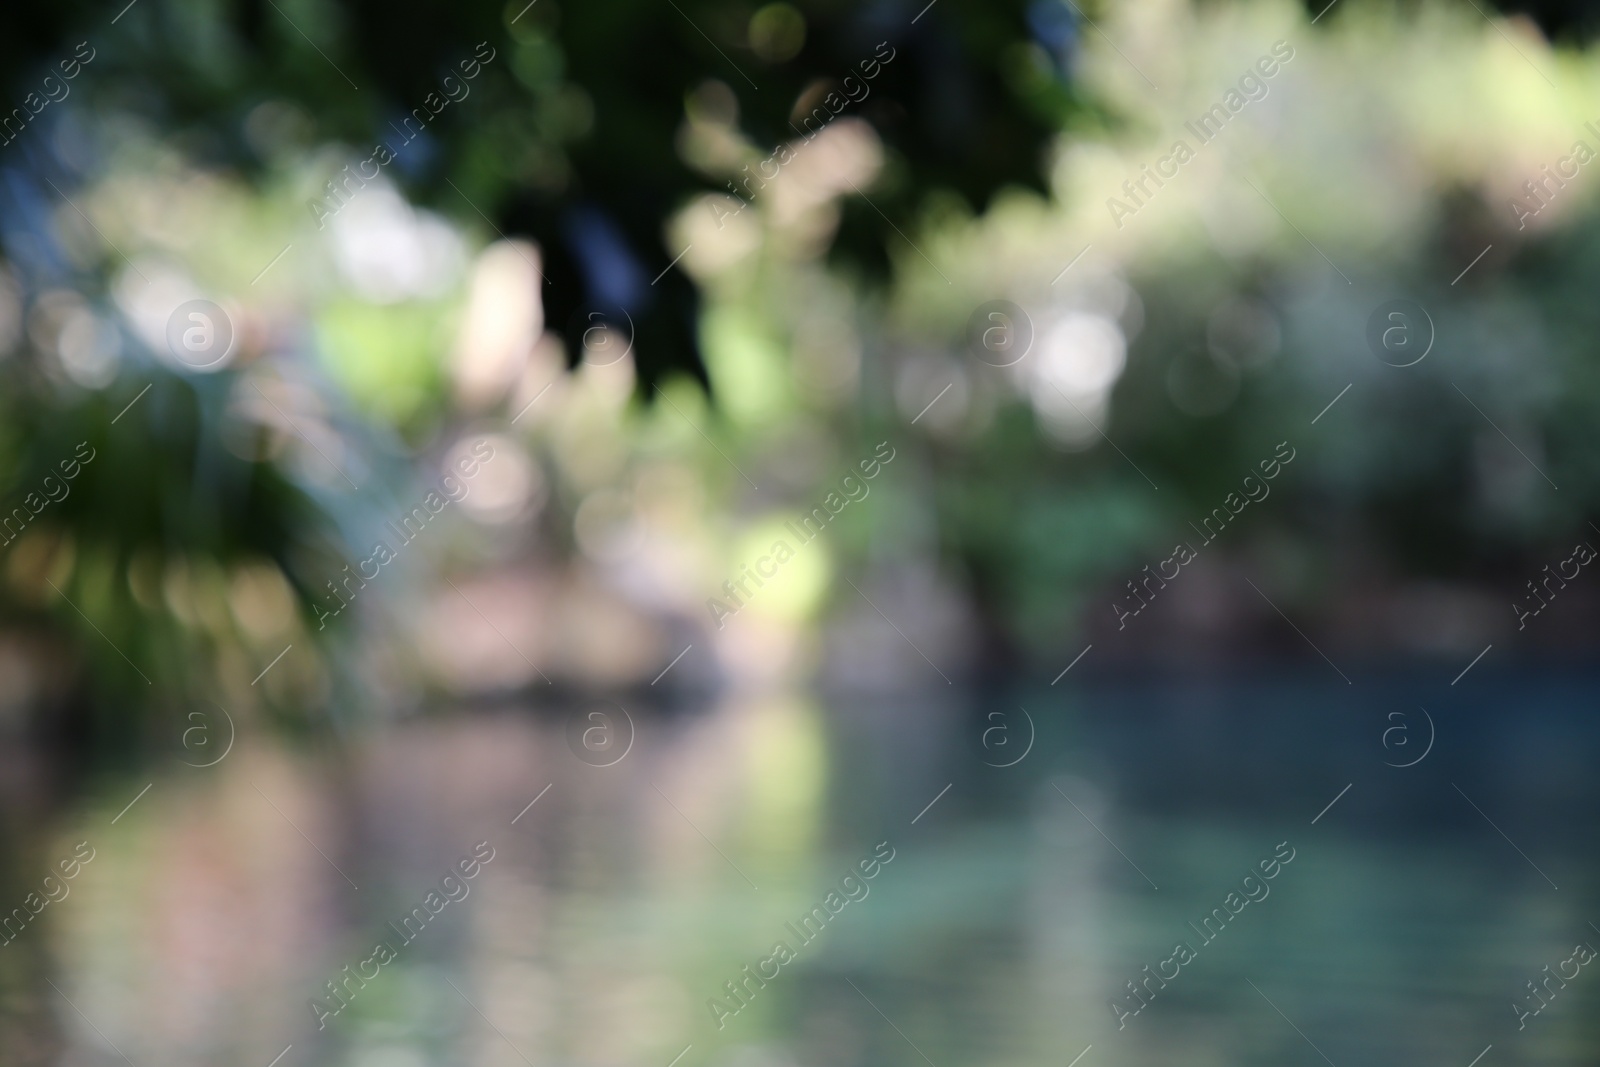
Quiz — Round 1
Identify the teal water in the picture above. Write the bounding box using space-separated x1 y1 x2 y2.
1 668 1596 1067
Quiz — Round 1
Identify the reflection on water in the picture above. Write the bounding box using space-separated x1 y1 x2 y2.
3 670 1598 1067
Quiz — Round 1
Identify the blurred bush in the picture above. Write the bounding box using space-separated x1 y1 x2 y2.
1 0 1599 748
